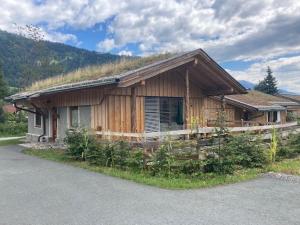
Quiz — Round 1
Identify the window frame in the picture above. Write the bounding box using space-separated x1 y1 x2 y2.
69 106 79 128
34 111 42 128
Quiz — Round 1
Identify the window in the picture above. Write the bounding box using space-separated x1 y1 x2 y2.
70 106 79 128
268 111 280 123
159 97 183 131
35 113 42 128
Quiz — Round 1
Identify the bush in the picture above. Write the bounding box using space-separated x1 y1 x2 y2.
64 128 93 160
64 129 274 177
278 133 300 159
203 134 267 174
126 148 145 171
225 134 267 168
151 144 174 176
104 141 130 169
177 159 203 176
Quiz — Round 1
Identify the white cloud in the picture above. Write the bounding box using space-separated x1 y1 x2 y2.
96 38 117 52
118 50 133 56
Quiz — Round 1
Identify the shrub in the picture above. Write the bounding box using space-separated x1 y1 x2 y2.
224 134 267 168
109 141 131 169
85 140 131 169
203 133 267 174
126 148 145 171
64 128 93 160
203 154 235 174
278 133 300 159
85 142 107 166
151 144 175 177
177 159 204 176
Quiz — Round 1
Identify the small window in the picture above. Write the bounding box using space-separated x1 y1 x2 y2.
35 113 42 128
70 106 79 128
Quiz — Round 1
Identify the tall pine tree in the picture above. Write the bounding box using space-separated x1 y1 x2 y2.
254 66 278 95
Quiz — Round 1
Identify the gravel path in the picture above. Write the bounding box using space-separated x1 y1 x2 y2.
0 145 300 225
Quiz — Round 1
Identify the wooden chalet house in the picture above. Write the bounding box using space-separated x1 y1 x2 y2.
8 49 247 142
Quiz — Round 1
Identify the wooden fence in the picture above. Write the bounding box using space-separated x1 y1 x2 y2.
95 121 298 141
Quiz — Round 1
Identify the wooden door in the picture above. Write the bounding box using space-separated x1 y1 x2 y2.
52 107 57 141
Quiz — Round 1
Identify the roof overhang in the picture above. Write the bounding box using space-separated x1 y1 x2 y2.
222 96 286 112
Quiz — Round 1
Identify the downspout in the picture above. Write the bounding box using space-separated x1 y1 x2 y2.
38 114 46 142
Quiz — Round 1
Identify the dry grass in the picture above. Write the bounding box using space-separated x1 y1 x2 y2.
26 53 174 91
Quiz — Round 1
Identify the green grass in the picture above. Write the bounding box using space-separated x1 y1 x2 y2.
268 158 300 175
0 138 24 146
27 53 174 91
23 149 262 189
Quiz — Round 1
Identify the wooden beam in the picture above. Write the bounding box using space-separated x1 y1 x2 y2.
204 88 235 96
118 58 195 87
185 68 190 130
131 87 137 132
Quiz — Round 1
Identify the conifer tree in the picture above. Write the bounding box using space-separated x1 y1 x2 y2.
254 66 278 95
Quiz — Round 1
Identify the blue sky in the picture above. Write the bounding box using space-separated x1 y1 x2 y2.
1 0 300 93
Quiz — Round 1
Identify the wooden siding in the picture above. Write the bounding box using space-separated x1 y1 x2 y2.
205 98 235 125
30 71 207 133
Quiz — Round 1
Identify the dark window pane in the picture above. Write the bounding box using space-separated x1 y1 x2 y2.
35 114 41 127
273 111 278 122
159 97 183 131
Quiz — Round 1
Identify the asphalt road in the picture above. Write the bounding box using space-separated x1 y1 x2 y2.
0 145 299 225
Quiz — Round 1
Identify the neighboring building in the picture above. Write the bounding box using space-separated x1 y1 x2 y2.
221 91 300 126
2 104 17 114
7 49 246 142
277 94 300 117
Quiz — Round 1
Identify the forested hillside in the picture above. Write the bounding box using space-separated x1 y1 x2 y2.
0 30 121 87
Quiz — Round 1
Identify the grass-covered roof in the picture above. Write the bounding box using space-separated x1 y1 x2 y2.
26 53 174 91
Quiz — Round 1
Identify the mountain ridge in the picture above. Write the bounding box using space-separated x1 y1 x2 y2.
0 30 122 87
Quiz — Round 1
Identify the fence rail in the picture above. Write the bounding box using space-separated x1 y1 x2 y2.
95 122 298 140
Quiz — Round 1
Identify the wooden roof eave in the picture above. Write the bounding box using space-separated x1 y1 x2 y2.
222 96 258 112
117 55 196 88
118 49 246 95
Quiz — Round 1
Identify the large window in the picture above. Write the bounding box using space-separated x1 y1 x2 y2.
70 106 79 128
159 97 183 131
34 113 42 128
144 97 184 133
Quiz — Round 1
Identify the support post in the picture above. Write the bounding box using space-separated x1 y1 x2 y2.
131 86 137 133
185 68 190 139
221 94 225 111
